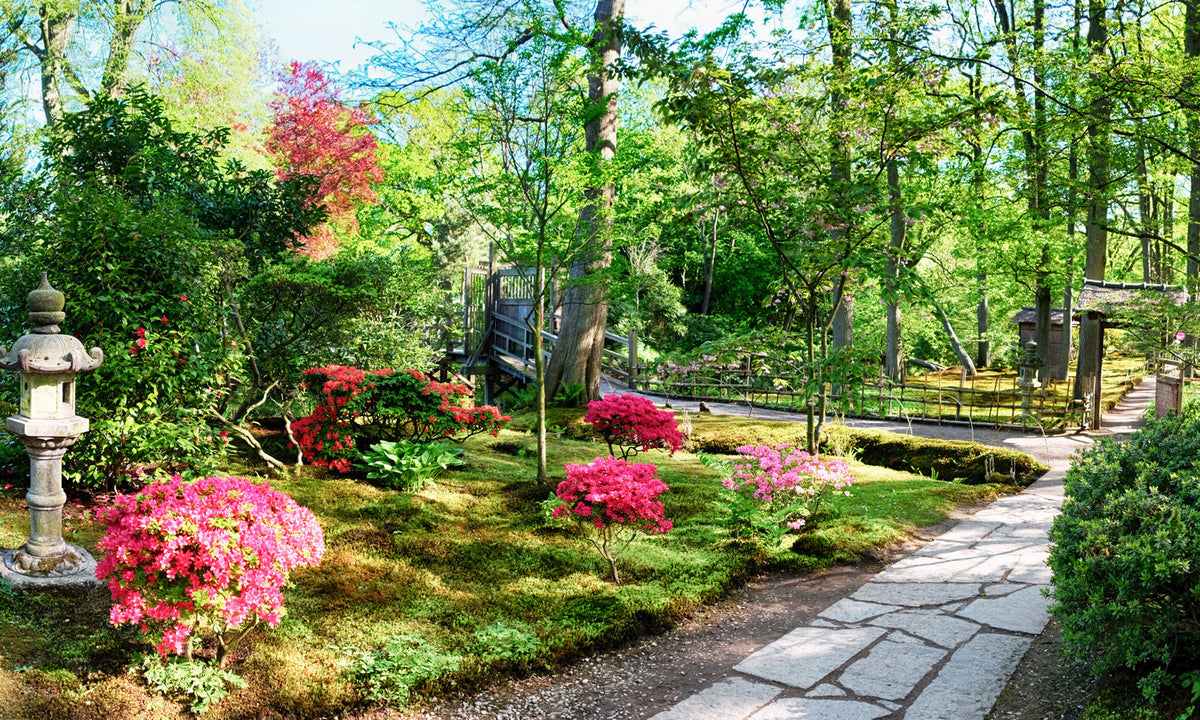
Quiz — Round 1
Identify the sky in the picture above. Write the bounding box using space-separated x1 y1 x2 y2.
256 0 751 71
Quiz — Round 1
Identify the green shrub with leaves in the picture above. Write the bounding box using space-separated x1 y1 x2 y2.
1050 406 1200 702
471 621 543 662
138 655 247 715
358 439 465 491
342 634 461 707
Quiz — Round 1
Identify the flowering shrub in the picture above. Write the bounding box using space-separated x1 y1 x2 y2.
550 456 672 584
706 444 855 545
292 365 509 474
584 395 684 460
95 475 325 666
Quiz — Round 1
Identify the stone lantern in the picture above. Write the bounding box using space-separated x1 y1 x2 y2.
0 273 103 585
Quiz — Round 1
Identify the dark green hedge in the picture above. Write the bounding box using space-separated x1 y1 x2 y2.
1050 407 1200 698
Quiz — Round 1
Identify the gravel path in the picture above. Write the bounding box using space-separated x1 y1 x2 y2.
405 379 1155 720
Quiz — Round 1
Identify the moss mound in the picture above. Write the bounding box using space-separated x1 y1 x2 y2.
687 415 1046 487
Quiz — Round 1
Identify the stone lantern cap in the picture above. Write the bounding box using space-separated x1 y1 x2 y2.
0 273 103 375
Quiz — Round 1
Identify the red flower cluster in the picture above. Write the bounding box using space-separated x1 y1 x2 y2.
95 475 325 660
551 456 672 584
292 365 510 474
553 456 673 533
584 394 685 460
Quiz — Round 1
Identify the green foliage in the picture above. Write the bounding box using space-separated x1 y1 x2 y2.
138 655 247 714
359 439 465 491
1050 407 1200 702
471 621 543 662
342 634 461 707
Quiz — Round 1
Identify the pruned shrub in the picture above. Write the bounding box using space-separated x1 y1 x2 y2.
1050 407 1200 701
292 365 509 473
96 475 325 666
583 394 684 460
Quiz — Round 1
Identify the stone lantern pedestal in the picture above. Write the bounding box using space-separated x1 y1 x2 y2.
0 274 103 587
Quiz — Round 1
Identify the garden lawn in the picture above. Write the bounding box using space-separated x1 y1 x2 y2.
0 425 1010 719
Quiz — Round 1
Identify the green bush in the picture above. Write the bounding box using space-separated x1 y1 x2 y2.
138 655 247 714
342 634 461 707
358 439 465 491
1050 407 1200 700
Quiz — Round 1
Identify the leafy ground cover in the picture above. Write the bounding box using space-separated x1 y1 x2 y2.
0 418 1012 718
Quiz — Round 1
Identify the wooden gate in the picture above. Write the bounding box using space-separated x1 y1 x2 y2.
1156 359 1184 419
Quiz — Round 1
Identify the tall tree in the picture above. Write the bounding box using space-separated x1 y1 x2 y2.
543 0 625 402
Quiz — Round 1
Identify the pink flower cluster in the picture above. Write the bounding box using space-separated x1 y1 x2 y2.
95 475 325 658
584 395 684 460
727 445 855 529
553 456 673 533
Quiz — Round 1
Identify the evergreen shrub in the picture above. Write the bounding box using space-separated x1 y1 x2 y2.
1050 407 1200 699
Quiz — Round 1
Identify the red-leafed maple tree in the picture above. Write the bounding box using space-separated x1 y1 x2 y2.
266 61 383 257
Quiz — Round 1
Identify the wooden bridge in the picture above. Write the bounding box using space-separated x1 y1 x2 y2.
445 263 642 405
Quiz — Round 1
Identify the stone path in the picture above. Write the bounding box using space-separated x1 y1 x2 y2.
622 378 1157 720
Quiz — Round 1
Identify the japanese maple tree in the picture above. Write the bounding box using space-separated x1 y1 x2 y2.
266 61 383 257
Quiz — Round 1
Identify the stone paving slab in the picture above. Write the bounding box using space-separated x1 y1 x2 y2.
851 581 986 606
902 633 1032 720
865 609 980 648
748 698 892 720
647 677 782 720
818 598 901 623
734 625 887 689
837 635 947 701
958 585 1053 634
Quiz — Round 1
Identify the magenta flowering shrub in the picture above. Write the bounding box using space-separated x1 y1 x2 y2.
718 444 855 544
583 395 684 460
96 475 325 666
551 456 672 584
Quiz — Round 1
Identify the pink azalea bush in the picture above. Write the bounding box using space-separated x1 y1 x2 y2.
95 475 325 666
719 444 855 544
551 456 672 584
583 394 684 460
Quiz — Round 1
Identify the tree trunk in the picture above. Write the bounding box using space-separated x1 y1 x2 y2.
100 0 154 98
933 298 977 375
1137 140 1154 282
543 0 624 403
1075 0 1110 403
827 0 853 355
971 63 990 369
1187 0 1200 291
36 3 75 127
885 159 904 382
700 209 718 315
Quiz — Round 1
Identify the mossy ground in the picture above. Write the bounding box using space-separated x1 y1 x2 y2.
0 415 1016 718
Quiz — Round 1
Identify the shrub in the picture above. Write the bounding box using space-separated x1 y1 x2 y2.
703 444 855 545
583 394 684 460
342 634 461 707
1050 408 1200 701
137 655 247 714
95 475 325 666
292 365 509 474
550 456 672 584
358 439 465 491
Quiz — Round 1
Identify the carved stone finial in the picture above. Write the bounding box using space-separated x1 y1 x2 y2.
28 273 65 334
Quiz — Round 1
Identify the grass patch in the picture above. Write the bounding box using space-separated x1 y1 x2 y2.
0 420 1027 718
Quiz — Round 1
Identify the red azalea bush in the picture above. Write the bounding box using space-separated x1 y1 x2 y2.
551 456 672 584
95 475 325 666
584 394 684 460
292 365 509 473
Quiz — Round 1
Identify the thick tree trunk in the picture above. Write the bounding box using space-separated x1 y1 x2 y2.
100 0 154 98
827 0 853 354
543 0 624 403
1137 140 1154 282
1075 0 1110 403
36 4 75 127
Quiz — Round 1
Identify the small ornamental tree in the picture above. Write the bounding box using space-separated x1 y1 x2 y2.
583 394 684 460
551 456 672 584
95 476 325 667
292 365 509 473
711 444 855 545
